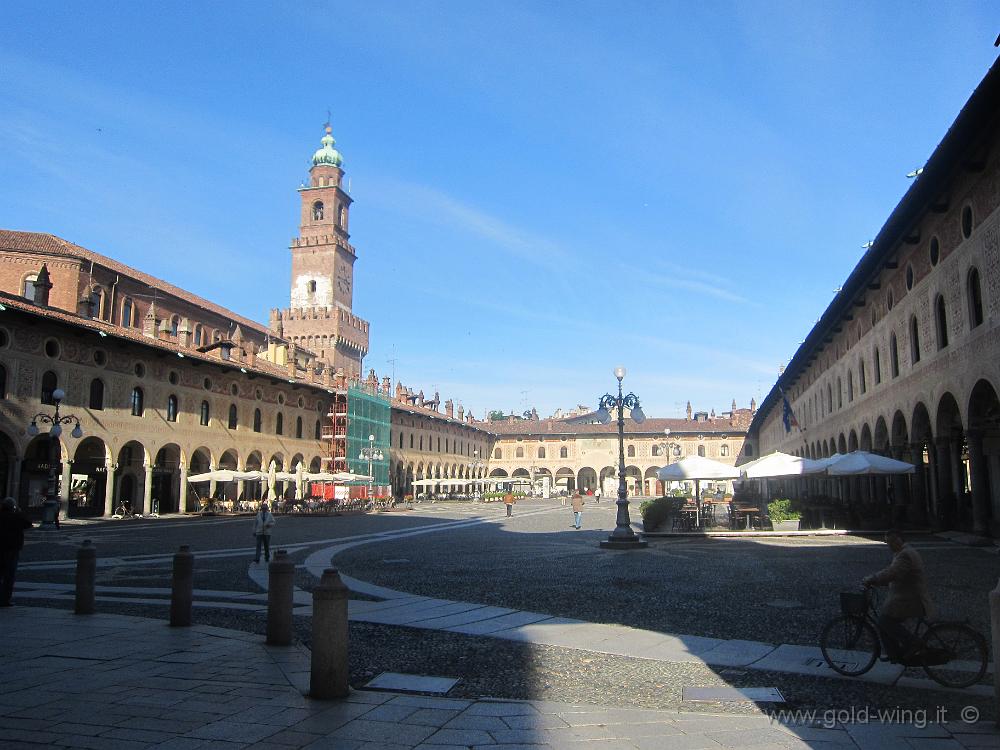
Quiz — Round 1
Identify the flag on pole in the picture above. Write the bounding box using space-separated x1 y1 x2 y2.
780 388 799 433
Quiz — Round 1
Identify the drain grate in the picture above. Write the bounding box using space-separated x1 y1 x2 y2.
364 672 459 695
805 656 858 672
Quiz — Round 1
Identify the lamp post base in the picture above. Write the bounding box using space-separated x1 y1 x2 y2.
600 537 649 549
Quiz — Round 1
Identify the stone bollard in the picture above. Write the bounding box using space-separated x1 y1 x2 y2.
75 539 96 615
170 545 194 627
310 568 350 699
991 578 1000 725
267 550 295 646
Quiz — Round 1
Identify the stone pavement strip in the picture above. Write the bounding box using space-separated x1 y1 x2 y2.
1 606 996 749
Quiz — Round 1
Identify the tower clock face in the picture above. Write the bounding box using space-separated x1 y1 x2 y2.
336 267 351 294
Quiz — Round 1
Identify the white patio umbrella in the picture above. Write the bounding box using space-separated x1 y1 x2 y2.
333 471 373 482
263 460 277 500
188 469 262 483
739 451 828 478
657 456 740 527
294 463 305 500
824 451 915 476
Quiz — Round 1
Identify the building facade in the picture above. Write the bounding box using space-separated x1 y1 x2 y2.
270 125 369 377
747 58 1000 536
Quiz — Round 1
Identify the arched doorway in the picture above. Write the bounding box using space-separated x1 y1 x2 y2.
20 435 61 516
117 441 147 515
644 466 661 496
308 456 322 473
0 430 17 503
967 379 1000 535
555 467 575 492
935 392 965 530
577 467 597 493
625 465 642 495
599 466 616 495
71 437 108 517
152 444 182 514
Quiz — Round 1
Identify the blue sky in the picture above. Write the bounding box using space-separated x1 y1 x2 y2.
2 2 997 420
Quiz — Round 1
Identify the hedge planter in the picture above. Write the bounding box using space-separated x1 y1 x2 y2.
772 519 800 532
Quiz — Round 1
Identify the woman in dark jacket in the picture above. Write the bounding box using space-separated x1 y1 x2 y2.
0 497 33 606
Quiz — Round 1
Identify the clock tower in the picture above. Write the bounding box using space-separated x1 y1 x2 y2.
270 124 370 375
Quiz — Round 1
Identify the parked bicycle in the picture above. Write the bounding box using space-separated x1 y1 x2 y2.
819 587 987 688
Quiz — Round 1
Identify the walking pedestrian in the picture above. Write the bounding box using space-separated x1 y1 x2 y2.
594 488 601 504
0 497 33 607
253 501 275 563
503 490 516 517
571 492 584 529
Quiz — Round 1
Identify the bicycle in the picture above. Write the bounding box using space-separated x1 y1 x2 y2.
111 499 140 520
819 587 988 688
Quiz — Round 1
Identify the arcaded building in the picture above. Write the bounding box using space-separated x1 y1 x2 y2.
747 58 1000 536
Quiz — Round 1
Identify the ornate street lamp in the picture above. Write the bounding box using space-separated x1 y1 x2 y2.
595 367 648 549
27 388 83 528
358 433 384 499
467 449 486 500
655 429 683 496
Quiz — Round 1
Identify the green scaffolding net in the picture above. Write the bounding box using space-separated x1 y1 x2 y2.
346 384 391 486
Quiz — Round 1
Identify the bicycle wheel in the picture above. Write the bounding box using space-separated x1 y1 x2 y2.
920 623 988 688
820 615 880 676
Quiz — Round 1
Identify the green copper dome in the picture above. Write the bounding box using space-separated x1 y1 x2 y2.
312 125 343 168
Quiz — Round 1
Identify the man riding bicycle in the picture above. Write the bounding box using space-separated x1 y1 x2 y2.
862 529 935 663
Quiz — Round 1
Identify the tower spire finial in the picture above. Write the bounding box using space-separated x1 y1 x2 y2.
325 109 331 134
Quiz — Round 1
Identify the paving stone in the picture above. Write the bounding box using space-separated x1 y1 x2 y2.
53 735 151 750
707 727 814 748
633 736 727 750
328 718 438 745
951 735 1000 748
148 739 208 750
255 728 324 746
186 720 280 743
503 712 572 730
359 702 420 723
465 701 538 717
403 707 464 727
422 727 497 745
904 740 967 750
287 700 378 733
442 713 511 731
387 695 473 711
488 728 549 744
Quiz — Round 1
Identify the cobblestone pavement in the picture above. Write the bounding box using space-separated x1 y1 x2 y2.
1 607 996 749
10 500 999 726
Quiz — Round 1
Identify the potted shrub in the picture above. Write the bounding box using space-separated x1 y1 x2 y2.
767 498 801 532
640 496 673 532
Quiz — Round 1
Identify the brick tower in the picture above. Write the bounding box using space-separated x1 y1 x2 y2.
270 124 369 376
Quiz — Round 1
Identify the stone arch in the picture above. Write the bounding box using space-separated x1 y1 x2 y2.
116 439 149 514
489 468 509 477
577 466 597 492
71 436 109 517
599 466 616 490
308 456 322 473
625 465 642 495
555 467 575 492
268 452 285 472
152 442 182 514
289 452 305 470
966 379 1000 534
511 468 530 478
244 450 263 471
848 430 859 452
644 465 662 496
821 439 829 456
935 391 965 529
0 429 16 504
873 416 890 453
837 434 847 454
891 410 909 448
860 424 873 452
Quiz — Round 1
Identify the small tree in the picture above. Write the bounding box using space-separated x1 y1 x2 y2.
487 410 506 422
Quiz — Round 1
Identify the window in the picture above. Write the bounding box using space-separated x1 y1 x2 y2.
339 205 347 227
312 201 324 220
194 325 203 346
398 432 403 449
200 400 210 426
297 417 304 439
909 315 921 365
253 408 262 433
168 316 179 337
837 378 843 409
905 265 914 290
745 444 754 457
89 288 104 318
929 236 940 266
410 434 414 449
494 447 501 459
314 420 322 439
697 445 706 457
41 371 58 405
131 387 144 417
961 205 973 239
560 446 568 458
23 274 38 300
887 289 894 311
968 267 984 329
537 447 545 458
166 394 178 422
827 384 833 413
419 436 424 450
627 445 635 458
652 445 661 457
847 372 854 402
859 360 867 394
89 379 104 410
874 348 882 384
276 413 283 435
308 280 317 294
890 333 899 377
515 447 524 458
935 295 948 349
0 364 5 399
228 404 238 429
720 445 730 457
121 298 134 327
437 437 441 452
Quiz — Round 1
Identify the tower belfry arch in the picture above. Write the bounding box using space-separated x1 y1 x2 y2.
270 122 370 377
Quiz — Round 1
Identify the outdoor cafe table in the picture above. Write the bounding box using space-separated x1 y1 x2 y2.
731 505 761 530
677 505 698 531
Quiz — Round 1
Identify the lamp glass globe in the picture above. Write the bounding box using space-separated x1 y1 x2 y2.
52 388 66 402
27 422 39 437
632 406 646 424
49 423 62 438
614 366 626 380
595 407 611 424
71 424 84 439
